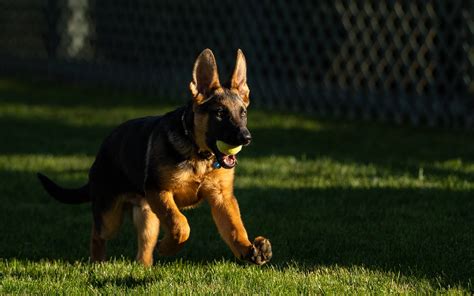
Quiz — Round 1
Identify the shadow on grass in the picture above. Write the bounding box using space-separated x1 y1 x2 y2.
1 108 473 170
89 273 158 289
1 167 473 290
0 116 107 155
0 80 172 108
1 78 473 162
248 124 474 163
183 186 474 289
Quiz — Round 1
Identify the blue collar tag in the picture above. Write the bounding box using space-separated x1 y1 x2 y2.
212 161 221 169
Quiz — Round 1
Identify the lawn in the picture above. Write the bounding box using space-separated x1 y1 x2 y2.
0 80 473 294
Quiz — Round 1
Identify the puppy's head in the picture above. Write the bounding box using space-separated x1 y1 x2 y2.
189 49 251 169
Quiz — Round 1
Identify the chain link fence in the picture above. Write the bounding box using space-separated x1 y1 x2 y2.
1 0 473 127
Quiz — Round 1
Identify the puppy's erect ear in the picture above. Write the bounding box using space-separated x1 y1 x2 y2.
230 49 250 107
190 49 221 104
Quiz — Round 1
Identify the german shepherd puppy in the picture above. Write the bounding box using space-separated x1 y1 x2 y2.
37 49 272 266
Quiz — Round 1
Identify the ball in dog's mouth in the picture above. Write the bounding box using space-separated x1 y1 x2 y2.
216 140 242 155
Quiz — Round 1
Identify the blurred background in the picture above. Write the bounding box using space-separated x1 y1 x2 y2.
1 0 473 127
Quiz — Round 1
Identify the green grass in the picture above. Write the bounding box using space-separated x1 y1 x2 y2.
0 80 473 294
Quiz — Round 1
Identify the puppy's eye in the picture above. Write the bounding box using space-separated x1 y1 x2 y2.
241 109 247 118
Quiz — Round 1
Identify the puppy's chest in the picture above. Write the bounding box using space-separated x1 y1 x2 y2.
165 160 215 207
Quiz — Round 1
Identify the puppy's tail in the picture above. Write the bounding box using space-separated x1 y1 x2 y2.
37 173 90 204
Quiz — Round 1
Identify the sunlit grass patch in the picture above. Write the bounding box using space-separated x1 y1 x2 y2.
0 81 473 294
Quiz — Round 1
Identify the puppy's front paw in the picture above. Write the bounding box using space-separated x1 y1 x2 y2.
245 236 272 265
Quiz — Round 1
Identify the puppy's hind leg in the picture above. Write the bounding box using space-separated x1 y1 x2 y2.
90 196 126 263
90 223 106 262
132 201 160 267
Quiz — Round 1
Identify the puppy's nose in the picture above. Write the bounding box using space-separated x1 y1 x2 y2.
238 128 252 146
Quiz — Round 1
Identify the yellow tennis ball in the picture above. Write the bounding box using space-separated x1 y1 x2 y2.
216 140 242 155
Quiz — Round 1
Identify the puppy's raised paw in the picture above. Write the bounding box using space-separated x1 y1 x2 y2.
246 236 272 265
